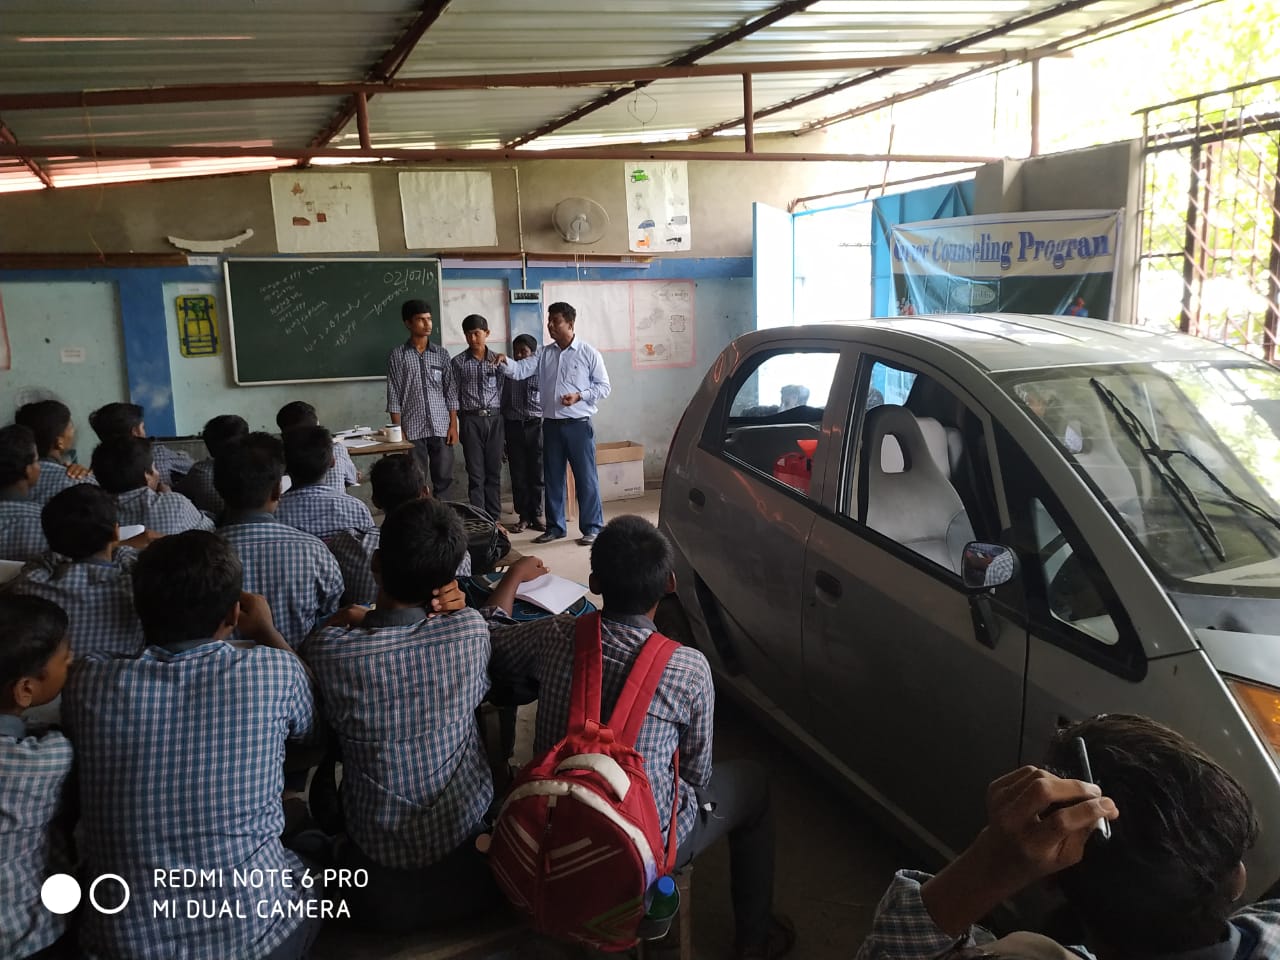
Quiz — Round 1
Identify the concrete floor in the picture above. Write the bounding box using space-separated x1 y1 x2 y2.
310 489 914 960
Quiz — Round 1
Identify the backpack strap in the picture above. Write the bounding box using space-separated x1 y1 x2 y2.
606 631 679 748
568 612 605 735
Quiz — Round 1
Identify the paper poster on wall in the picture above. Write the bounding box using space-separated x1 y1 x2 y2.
632 281 695 368
400 171 499 249
625 161 691 252
441 283 509 348
270 173 380 253
541 282 633 352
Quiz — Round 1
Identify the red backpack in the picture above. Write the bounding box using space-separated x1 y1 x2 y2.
488 612 681 951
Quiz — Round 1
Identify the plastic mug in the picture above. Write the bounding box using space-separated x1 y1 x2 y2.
385 424 403 443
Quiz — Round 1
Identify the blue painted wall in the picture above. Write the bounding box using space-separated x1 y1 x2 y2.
870 181 975 317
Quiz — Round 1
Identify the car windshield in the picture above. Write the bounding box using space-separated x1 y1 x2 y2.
1007 360 1280 592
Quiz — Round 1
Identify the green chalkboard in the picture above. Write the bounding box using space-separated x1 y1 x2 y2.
224 258 442 384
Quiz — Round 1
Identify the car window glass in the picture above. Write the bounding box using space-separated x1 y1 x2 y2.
720 350 840 498
848 359 998 575
1032 497 1120 646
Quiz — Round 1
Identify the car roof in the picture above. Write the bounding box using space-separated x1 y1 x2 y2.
748 314 1254 373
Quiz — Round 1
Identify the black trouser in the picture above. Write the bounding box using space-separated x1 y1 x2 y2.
410 435 454 499
675 759 775 949
459 411 504 519
504 416 544 523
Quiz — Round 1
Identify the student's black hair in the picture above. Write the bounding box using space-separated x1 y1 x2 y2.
90 436 153 494
370 453 426 513
547 301 576 324
590 515 673 615
42 485 118 560
1045 714 1259 954
88 402 145 441
512 333 538 353
378 498 467 603
214 432 285 510
282 425 333 487
15 400 71 458
132 530 242 647
462 314 489 333
402 299 432 322
0 595 68 692
0 424 38 489
202 414 250 460
276 401 319 432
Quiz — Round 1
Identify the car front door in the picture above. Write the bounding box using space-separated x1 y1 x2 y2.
802 349 1028 858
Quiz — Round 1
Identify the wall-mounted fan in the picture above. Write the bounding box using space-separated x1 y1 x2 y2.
552 197 609 244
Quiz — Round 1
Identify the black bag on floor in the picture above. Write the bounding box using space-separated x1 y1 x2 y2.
445 501 510 576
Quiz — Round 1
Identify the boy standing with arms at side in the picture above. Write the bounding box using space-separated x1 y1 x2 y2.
452 314 505 520
502 333 544 533
386 299 459 498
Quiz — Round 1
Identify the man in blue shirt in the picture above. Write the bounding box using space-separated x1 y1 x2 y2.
496 302 611 546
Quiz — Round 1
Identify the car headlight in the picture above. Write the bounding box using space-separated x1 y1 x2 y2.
1228 678 1280 758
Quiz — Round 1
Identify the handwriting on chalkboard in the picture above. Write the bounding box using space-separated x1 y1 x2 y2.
383 267 432 287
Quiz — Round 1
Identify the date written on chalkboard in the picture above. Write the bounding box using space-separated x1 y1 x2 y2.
383 267 432 286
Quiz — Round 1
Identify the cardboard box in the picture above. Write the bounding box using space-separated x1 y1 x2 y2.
566 441 646 519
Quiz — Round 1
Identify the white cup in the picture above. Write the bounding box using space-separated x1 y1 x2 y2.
385 424 403 443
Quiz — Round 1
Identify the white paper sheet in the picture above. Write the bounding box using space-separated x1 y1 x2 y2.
516 574 588 614
541 281 632 352
400 171 499 249
441 283 510 348
631 281 696 368
625 161 692 253
270 173 380 253
118 524 146 541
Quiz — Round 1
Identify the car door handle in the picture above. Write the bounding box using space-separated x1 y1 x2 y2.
688 488 706 510
968 595 998 649
814 570 842 603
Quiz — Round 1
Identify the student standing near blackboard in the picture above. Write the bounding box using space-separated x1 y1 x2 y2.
451 314 505 520
386 300 459 497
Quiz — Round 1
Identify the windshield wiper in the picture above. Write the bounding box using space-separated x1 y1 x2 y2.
1090 379 1227 562
1161 447 1280 534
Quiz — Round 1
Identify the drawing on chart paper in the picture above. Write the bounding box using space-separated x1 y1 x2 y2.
270 173 379 253
400 171 499 249
631 281 695 368
625 161 691 252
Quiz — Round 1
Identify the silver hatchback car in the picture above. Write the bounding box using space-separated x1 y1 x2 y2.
658 314 1280 896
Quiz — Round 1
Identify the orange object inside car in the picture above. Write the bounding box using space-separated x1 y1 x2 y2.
773 438 817 494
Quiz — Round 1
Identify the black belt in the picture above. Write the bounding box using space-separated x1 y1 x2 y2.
461 408 500 417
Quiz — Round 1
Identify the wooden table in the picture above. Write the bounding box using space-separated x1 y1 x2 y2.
341 439 415 458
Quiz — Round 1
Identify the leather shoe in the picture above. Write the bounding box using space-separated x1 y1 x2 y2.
508 521 526 534
576 533 598 546
532 531 564 544
526 519 546 532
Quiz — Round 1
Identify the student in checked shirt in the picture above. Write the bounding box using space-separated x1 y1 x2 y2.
87 401 193 488
90 435 213 536
502 333 545 533
63 531 322 960
452 313 506 520
15 400 93 507
386 298 459 498
328 453 470 608
275 400 360 490
276 426 375 540
13 485 147 659
174 413 249 517
0 424 51 562
484 515 796 960
0 595 75 960
855 714 1280 960
304 498 503 933
214 433 343 650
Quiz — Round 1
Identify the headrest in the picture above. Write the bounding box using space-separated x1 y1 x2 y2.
865 405 949 484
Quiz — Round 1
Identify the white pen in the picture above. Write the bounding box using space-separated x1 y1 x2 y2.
1074 735 1111 840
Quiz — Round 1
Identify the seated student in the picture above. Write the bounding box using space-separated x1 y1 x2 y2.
63 531 320 960
276 400 359 490
855 714 1279 960
485 516 795 960
13 485 146 658
174 413 249 516
0 595 75 960
328 453 470 607
276 426 374 540
0 424 50 562
87 401 194 487
304 498 501 932
90 435 213 535
214 432 343 650
15 400 92 506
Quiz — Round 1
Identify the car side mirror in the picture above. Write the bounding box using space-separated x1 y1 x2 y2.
961 542 1019 592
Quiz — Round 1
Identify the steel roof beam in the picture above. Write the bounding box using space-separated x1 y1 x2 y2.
0 119 54 188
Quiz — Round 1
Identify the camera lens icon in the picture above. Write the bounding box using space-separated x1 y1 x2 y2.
41 873 131 915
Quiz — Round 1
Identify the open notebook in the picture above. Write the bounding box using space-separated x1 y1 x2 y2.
515 574 588 614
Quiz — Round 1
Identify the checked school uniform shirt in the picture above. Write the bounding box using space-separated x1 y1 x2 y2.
150 443 194 488
63 641 317 960
276 484 374 540
0 714 74 959
386 340 459 441
114 486 214 535
31 457 94 507
451 348 504 411
325 441 359 490
219 514 344 650
0 494 48 562
485 610 713 847
174 458 222 515
305 606 493 869
13 548 144 658
327 526 471 607
502 369 542 420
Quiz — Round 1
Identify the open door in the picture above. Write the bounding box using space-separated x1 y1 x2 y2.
753 202 794 329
